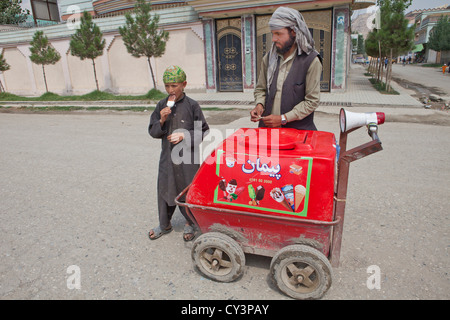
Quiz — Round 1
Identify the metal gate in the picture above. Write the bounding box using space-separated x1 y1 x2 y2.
216 18 243 92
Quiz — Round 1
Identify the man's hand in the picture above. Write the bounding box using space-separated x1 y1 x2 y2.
160 107 171 125
262 114 282 127
168 132 184 144
250 104 264 122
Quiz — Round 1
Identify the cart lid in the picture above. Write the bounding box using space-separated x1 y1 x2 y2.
238 128 313 151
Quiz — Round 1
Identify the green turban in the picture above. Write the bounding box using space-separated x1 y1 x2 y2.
163 65 187 84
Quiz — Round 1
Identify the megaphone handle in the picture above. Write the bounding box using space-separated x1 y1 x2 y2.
368 123 380 142
370 131 379 142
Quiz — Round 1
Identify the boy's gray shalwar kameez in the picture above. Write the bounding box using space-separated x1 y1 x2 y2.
149 94 209 229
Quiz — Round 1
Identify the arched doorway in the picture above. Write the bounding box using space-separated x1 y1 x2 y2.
216 18 243 92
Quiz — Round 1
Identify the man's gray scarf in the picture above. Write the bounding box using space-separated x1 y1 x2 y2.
267 7 315 88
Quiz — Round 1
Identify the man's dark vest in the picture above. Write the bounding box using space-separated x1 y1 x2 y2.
259 50 320 131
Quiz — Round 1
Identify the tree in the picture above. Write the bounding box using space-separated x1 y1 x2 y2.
366 0 415 91
379 0 415 91
0 52 11 92
365 30 381 77
70 11 105 91
0 0 30 25
29 31 61 93
365 19 388 82
352 36 357 53
428 15 450 53
119 0 169 89
357 34 365 55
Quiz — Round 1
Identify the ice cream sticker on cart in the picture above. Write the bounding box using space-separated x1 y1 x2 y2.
213 149 312 217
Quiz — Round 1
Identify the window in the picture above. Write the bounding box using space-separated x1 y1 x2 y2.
30 0 60 22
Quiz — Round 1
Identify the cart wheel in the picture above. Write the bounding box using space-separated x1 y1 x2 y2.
191 232 245 283
270 245 332 300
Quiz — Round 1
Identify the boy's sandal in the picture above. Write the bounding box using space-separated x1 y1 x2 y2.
183 224 196 242
148 225 173 240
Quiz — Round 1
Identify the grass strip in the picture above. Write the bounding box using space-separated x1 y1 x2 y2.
0 89 166 102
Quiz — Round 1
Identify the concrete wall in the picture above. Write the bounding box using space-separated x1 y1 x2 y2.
0 22 206 96
0 5 204 96
3 47 32 95
156 25 206 92
0 2 355 95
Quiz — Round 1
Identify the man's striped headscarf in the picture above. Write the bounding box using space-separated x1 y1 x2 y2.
267 7 315 88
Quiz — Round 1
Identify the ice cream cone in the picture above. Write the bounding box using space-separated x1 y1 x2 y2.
294 185 306 211
279 198 293 211
271 188 293 211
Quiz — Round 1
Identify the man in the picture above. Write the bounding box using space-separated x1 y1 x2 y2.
148 65 209 241
250 7 322 130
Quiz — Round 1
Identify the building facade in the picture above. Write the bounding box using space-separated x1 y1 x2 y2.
0 0 375 96
414 5 450 64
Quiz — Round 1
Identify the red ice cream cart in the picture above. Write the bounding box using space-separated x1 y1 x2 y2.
175 108 384 299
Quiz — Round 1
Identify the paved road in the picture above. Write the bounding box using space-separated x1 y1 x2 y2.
391 63 450 100
1 110 449 301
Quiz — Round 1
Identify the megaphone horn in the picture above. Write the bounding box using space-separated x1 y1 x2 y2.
340 108 385 132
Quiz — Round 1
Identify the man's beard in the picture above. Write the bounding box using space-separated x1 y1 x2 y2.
275 35 296 55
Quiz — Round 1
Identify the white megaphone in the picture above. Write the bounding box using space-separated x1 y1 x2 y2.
339 108 385 132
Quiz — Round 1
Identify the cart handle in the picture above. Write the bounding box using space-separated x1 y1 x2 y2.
175 185 341 227
330 121 383 267
338 124 382 163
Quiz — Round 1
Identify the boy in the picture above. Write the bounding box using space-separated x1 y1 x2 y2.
148 65 209 241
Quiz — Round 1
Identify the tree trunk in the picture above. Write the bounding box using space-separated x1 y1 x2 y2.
374 58 378 77
387 49 393 92
92 58 99 91
42 64 48 93
0 79 4 92
379 57 384 84
370 57 375 76
147 57 157 89
377 40 382 82
376 56 381 82
385 57 388 90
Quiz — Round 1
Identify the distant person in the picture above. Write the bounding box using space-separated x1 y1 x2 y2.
148 65 209 241
448 61 450 73
408 56 411 64
384 57 388 69
251 6 322 130
402 57 406 66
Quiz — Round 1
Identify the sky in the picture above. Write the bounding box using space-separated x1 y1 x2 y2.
352 0 449 18
407 0 449 11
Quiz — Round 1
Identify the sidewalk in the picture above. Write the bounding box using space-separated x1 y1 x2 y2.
319 64 422 107
188 63 444 118
0 64 444 120
190 63 422 108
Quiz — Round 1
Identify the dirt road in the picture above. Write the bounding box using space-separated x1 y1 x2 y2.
0 110 449 300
